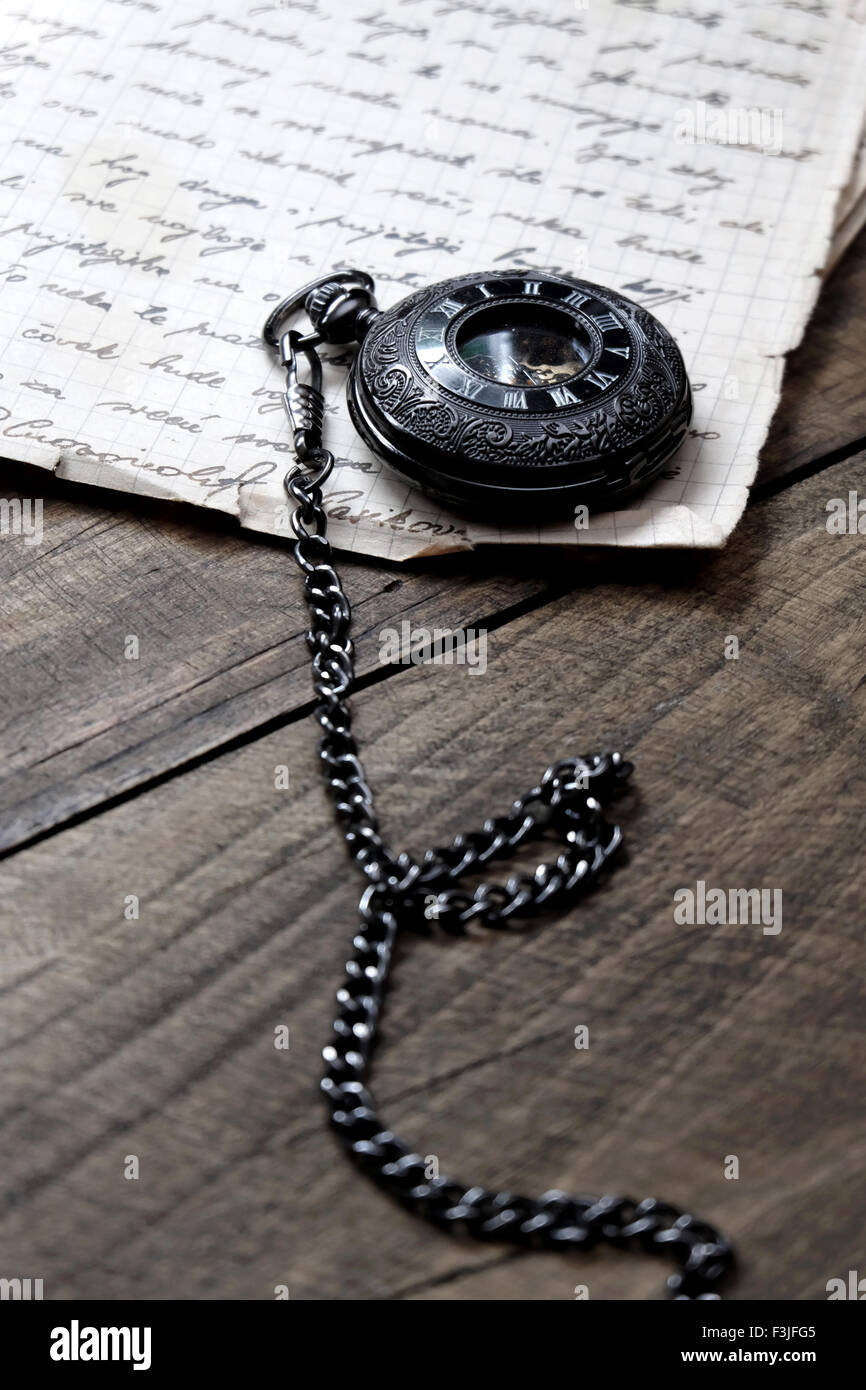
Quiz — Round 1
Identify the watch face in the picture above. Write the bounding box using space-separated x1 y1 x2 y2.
412 275 634 413
455 303 593 388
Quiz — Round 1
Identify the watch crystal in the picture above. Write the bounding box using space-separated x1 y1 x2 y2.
455 303 592 387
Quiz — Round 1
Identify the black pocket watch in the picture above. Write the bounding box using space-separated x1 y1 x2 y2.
261 272 734 1300
264 266 691 516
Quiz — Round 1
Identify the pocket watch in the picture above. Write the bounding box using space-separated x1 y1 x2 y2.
264 266 691 515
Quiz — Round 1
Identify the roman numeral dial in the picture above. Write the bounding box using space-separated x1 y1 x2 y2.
412 273 634 412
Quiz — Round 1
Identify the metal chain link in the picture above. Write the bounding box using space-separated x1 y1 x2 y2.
276 320 735 1301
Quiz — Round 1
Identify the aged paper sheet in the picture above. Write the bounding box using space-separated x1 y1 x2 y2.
2 0 866 558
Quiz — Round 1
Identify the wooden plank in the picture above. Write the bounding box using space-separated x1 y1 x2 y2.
0 470 550 854
1 452 863 1299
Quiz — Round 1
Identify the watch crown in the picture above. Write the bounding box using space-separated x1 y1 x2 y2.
306 280 346 320
305 276 378 344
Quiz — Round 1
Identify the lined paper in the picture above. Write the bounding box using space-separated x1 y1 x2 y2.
1 0 865 558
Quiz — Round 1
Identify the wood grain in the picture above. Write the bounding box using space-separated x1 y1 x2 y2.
1 453 863 1300
0 471 554 853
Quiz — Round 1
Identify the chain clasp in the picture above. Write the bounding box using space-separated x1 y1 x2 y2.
281 328 324 460
263 269 376 461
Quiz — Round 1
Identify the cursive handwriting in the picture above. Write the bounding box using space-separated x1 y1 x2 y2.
0 0 858 562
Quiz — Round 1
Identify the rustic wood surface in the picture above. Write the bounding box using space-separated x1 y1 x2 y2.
1 238 865 1301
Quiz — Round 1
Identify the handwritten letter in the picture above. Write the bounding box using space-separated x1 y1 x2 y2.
1 0 865 557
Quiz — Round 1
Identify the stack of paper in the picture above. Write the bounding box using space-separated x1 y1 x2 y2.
2 0 865 558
